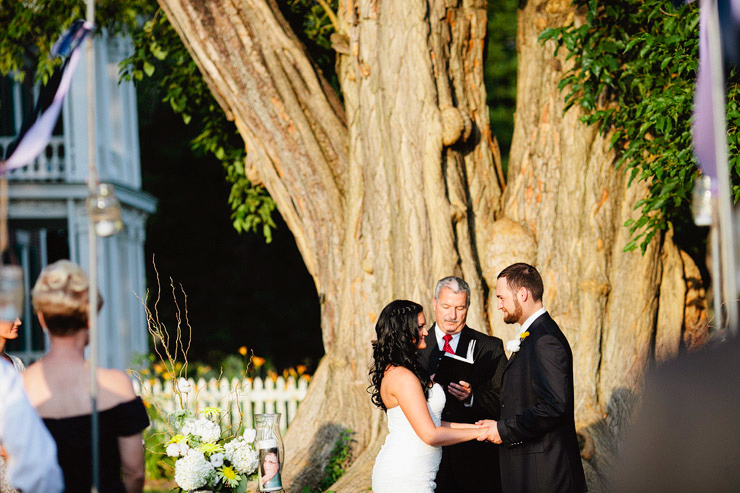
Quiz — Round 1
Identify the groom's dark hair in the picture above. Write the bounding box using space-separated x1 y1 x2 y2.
498 263 544 302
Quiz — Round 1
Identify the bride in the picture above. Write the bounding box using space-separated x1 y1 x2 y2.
370 300 484 492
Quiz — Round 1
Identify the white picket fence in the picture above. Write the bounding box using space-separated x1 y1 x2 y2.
133 376 309 433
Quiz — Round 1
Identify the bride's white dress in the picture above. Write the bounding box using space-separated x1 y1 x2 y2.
372 383 446 492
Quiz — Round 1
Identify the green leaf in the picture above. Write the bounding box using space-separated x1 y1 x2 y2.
234 474 249 493
143 61 155 77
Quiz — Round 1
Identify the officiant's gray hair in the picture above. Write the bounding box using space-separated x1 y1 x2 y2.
434 276 470 307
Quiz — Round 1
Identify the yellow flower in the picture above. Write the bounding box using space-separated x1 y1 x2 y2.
153 362 165 375
252 356 266 368
168 434 187 445
296 364 307 375
520 331 530 341
202 407 222 417
199 442 224 455
217 466 240 487
238 346 248 356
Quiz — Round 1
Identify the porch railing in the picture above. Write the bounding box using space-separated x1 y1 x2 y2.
0 135 66 181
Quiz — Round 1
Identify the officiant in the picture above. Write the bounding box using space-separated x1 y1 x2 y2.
419 276 508 492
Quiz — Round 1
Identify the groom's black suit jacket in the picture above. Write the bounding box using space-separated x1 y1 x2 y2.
419 324 507 492
497 312 587 493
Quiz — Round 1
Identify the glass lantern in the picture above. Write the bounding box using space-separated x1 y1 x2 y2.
692 175 714 226
87 183 123 237
255 413 285 492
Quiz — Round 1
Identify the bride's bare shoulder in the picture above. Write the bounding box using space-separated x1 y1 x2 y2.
383 365 419 386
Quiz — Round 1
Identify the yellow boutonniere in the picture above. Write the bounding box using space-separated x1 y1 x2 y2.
520 331 530 341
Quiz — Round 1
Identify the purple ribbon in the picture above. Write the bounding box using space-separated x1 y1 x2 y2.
692 0 740 189
1 21 93 172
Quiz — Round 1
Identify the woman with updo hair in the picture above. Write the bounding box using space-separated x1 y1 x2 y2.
370 300 485 493
22 260 148 493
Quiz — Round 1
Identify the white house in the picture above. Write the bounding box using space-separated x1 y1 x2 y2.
0 32 156 369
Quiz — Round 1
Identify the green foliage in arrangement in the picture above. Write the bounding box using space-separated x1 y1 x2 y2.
540 0 740 253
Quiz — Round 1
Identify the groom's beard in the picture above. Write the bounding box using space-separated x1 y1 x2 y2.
504 298 523 324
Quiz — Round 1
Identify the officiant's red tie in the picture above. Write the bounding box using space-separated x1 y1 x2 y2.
442 334 455 354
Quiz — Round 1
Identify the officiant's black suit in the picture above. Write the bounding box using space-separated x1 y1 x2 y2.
497 312 587 493
419 324 507 492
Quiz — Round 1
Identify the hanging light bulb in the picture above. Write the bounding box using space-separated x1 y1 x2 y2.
692 175 714 227
0 264 23 321
87 183 123 237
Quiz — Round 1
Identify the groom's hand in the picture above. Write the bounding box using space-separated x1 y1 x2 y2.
475 419 502 444
448 380 471 401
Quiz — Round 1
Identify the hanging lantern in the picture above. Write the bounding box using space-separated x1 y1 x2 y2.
692 175 714 227
87 183 123 237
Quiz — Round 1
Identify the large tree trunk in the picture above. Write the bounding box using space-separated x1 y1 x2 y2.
156 0 707 491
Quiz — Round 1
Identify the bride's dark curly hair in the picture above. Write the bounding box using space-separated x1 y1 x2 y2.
369 299 430 411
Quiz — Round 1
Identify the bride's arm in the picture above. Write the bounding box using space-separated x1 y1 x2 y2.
440 421 480 429
389 369 484 447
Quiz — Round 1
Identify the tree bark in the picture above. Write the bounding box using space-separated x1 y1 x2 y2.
155 0 707 491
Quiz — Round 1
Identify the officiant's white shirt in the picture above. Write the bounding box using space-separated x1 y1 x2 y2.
433 324 462 352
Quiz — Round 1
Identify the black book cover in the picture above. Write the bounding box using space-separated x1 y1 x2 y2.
433 352 474 389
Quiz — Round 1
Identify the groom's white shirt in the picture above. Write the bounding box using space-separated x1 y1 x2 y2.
519 307 547 335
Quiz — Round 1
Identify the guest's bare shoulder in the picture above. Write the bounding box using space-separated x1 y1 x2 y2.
97 367 136 407
22 361 52 407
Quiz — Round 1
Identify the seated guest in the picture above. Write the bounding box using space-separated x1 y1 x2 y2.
0 359 63 492
23 260 149 493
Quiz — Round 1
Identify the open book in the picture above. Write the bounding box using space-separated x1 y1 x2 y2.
433 339 475 389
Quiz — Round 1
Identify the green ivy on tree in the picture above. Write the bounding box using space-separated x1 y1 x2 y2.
540 0 740 253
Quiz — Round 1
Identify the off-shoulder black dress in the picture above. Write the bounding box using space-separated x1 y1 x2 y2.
43 397 149 493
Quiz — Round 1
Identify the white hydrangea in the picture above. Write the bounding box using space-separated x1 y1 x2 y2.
209 452 224 468
166 443 181 457
242 427 257 442
174 450 214 491
178 377 193 394
182 417 221 443
224 437 259 475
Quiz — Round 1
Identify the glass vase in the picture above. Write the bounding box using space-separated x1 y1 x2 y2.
255 413 284 492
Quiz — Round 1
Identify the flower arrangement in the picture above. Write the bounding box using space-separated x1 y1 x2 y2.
165 407 259 492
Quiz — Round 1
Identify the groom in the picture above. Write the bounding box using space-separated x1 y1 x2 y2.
419 276 507 492
479 263 586 492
